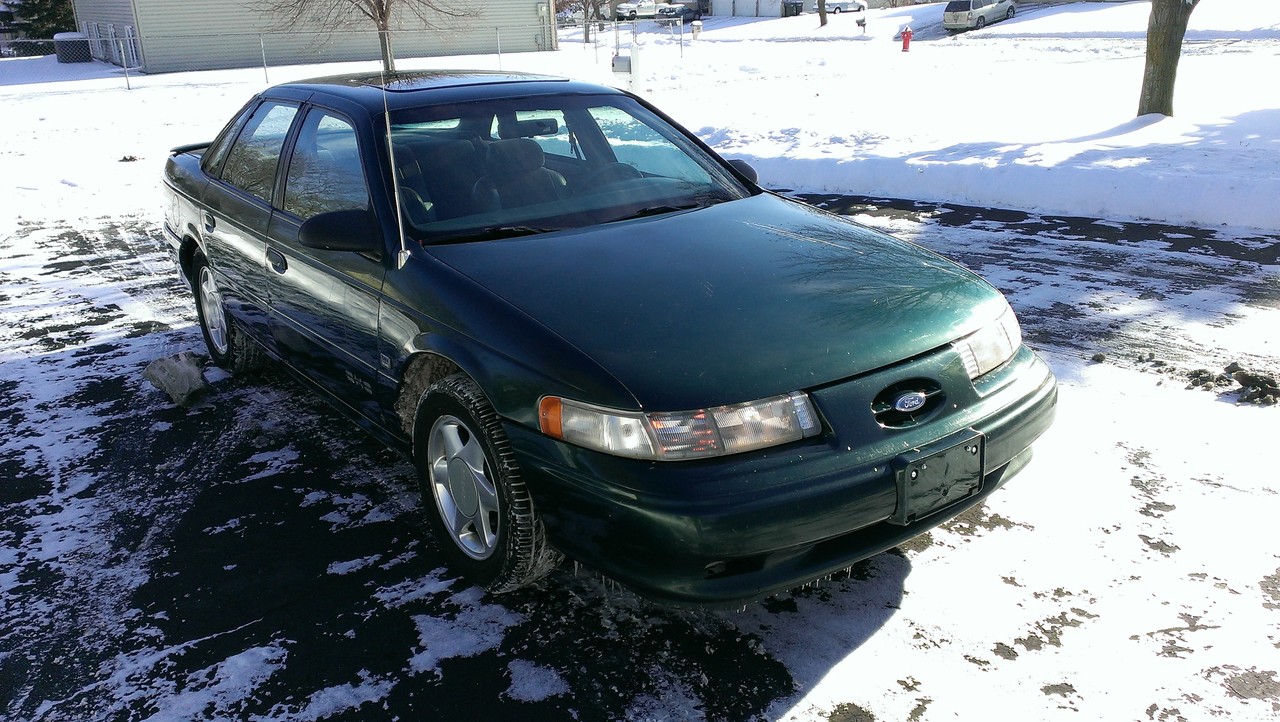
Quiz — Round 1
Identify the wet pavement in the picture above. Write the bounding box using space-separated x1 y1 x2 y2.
3 196 1278 720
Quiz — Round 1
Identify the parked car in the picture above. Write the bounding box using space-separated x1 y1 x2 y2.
655 3 701 25
615 0 662 18
810 0 865 14
942 0 1015 31
162 71 1056 608
556 8 584 26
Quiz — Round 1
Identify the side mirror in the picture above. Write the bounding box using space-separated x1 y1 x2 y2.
728 159 758 185
298 209 380 253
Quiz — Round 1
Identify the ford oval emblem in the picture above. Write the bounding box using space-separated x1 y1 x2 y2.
893 391 928 413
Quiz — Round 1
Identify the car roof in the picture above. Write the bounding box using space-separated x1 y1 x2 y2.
262 70 627 112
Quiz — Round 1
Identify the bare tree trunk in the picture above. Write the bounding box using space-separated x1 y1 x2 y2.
379 29 396 74
817 0 828 28
1138 0 1199 117
263 0 470 77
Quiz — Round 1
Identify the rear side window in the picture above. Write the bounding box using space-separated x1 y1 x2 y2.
283 110 368 219
220 101 299 203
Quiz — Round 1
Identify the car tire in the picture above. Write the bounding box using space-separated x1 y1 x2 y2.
1006 7 1015 20
832 6 842 13
415 373 562 593
975 16 986 29
192 253 264 373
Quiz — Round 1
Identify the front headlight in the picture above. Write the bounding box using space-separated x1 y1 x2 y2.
538 392 821 461
952 303 1022 380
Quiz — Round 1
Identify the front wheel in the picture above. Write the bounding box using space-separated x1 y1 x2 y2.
1006 7 1015 20
415 374 561 593
192 253 263 373
832 6 842 13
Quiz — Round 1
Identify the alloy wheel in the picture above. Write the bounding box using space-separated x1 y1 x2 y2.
427 414 501 560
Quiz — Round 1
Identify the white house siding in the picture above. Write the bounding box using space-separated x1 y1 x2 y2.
71 0 139 64
72 0 550 74
710 0 784 17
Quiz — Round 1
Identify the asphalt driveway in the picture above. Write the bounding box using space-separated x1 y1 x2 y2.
3 197 1278 721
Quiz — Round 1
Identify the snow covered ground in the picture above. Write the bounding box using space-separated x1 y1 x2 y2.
2 1 1278 720
3 0 1279 237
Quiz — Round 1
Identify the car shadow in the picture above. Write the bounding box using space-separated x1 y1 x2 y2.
118 371 908 720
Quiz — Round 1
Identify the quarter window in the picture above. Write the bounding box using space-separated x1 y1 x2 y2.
220 101 298 203
202 102 254 178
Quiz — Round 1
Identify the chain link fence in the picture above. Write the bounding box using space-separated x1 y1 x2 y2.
1 22 653 89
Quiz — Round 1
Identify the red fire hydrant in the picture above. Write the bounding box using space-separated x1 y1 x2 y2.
901 26 913 52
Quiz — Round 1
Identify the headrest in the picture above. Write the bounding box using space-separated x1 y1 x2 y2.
486 138 545 176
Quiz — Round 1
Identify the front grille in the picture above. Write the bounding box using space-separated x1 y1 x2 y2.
871 378 945 428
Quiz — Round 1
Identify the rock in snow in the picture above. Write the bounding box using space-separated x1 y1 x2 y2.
143 351 209 407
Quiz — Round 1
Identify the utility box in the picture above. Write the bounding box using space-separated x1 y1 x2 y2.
54 32 91 63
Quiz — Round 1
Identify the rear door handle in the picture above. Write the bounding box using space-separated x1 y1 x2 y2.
266 248 288 274
203 213 216 233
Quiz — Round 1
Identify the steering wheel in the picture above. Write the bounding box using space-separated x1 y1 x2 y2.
579 162 642 192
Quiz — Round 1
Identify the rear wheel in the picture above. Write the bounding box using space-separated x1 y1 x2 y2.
832 6 842 13
1006 7 1015 20
975 16 986 29
192 253 263 373
415 374 561 593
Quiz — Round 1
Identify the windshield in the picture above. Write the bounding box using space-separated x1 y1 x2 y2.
387 94 751 244
944 1 971 11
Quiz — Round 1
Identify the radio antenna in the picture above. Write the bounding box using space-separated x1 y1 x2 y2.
381 68 410 269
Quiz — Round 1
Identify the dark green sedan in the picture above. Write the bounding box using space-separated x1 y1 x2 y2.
162 71 1056 608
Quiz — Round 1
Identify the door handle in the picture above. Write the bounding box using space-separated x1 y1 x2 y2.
203 213 216 233
266 248 288 274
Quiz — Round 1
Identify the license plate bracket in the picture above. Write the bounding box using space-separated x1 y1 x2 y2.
889 429 985 526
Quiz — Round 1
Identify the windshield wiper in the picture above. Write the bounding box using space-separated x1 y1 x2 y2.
613 202 704 222
428 225 558 245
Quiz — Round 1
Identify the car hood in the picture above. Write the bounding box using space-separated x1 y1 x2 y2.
429 193 1006 411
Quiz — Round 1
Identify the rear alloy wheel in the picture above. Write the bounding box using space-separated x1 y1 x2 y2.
975 16 986 29
192 253 263 373
1006 7 1015 20
415 373 561 593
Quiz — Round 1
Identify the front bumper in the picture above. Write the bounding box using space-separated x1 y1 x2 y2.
508 345 1057 608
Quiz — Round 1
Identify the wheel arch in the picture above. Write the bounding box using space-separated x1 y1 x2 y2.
395 350 464 441
177 228 205 286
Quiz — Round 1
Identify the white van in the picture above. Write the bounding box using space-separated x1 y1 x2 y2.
942 0 1016 32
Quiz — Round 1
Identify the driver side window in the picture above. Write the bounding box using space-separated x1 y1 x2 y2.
283 110 368 220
